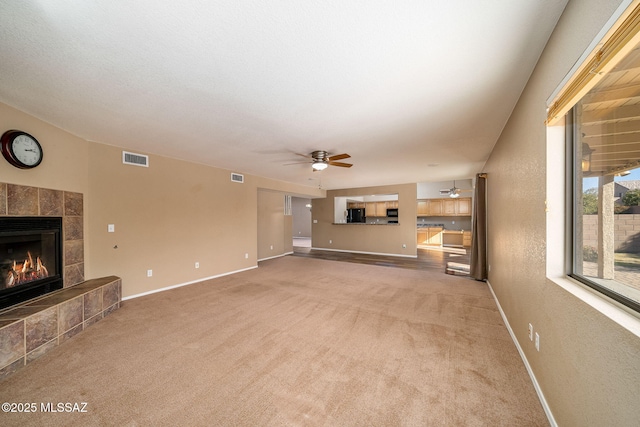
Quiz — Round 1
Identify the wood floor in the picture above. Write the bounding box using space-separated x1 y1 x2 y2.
292 244 471 272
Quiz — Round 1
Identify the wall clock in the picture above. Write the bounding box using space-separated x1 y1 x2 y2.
1 130 43 169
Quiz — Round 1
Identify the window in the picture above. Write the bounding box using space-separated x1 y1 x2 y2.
568 35 640 313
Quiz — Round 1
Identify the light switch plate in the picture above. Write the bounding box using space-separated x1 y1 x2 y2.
108 224 115 232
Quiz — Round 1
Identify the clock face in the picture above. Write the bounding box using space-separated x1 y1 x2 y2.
1 130 43 169
12 134 42 166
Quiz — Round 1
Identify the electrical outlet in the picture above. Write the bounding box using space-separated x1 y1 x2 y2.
147 269 153 277
270 245 273 250
535 332 540 351
195 262 199 269
329 239 332 244
108 224 115 233
245 253 249 259
528 323 533 341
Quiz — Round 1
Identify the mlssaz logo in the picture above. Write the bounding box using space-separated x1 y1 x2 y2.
41 402 88 413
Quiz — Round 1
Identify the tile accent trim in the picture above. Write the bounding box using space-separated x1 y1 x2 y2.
0 182 84 287
0 276 121 381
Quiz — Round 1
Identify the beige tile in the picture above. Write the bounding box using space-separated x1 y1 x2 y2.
58 296 83 333
0 182 6 215
103 280 121 308
64 263 85 287
64 240 84 266
38 188 64 216
64 216 83 240
28 287 86 306
25 307 57 353
7 184 38 215
64 191 83 216
0 306 47 321
84 289 102 319
0 321 25 368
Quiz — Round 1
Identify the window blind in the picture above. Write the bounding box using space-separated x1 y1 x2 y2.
546 0 640 125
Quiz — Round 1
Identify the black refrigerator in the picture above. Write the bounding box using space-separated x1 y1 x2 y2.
347 208 366 223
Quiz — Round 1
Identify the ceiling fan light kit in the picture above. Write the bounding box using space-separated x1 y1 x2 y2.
312 161 328 171
289 150 353 172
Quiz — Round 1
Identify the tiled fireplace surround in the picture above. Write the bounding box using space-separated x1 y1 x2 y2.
0 182 121 380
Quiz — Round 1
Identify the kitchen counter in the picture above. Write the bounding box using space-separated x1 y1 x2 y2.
333 222 400 225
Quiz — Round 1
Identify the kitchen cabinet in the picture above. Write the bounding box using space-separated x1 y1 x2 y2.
417 200 429 216
417 227 443 246
364 201 397 217
417 199 443 216
463 231 471 247
365 202 383 217
417 197 471 217
443 199 456 215
457 198 471 215
428 228 442 245
427 199 443 215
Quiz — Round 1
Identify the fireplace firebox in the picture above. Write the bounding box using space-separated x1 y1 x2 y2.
0 217 63 309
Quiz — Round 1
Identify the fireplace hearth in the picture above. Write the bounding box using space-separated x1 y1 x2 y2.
0 217 63 309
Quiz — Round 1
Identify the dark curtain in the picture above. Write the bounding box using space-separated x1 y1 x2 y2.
470 173 487 281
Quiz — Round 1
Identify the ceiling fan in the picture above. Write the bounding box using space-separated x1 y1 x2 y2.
440 181 473 198
288 150 353 171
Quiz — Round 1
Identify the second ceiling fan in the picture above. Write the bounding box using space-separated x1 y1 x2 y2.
440 180 473 198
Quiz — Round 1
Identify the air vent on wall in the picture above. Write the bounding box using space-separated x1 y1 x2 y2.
122 151 149 167
231 173 244 183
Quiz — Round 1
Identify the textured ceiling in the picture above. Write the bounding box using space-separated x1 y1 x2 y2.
0 1 568 190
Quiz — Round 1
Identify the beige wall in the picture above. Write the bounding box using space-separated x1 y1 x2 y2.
312 183 417 256
0 102 322 299
257 190 294 260
485 0 640 425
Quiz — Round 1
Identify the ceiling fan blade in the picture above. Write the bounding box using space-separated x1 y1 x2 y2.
328 161 353 168
328 153 350 161
295 152 312 159
283 161 311 165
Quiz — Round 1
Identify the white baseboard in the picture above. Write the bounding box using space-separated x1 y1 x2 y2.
257 252 293 262
122 265 258 301
310 247 418 259
486 280 557 427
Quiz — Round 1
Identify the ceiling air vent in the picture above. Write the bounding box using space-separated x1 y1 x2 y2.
122 151 149 167
231 173 244 183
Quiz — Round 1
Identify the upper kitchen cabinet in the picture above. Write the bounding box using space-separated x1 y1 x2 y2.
443 199 456 215
417 199 443 216
417 197 471 217
365 202 387 217
456 198 471 215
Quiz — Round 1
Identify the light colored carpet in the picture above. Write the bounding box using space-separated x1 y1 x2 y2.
0 256 547 426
